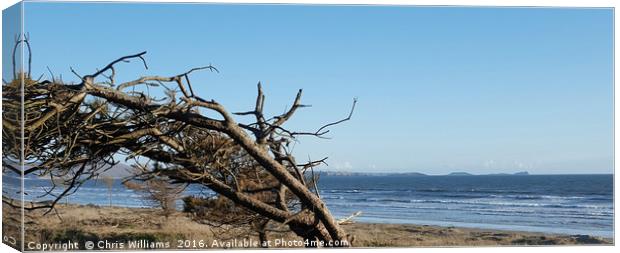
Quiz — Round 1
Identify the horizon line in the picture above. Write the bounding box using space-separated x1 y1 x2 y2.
318 170 614 176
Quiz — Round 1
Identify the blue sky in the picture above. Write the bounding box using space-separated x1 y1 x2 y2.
3 3 614 174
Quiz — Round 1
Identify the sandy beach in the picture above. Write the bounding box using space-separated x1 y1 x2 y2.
2 203 612 250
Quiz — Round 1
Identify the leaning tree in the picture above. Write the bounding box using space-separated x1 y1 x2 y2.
2 37 357 247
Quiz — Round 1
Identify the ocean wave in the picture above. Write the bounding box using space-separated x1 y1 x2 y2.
327 189 363 194
471 211 612 220
323 189 609 203
486 194 589 200
340 197 613 210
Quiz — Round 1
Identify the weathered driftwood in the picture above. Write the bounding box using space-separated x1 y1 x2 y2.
337 211 363 225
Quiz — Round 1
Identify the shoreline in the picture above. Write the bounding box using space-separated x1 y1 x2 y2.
5 174 612 242
2 204 613 248
348 218 613 240
342 222 613 247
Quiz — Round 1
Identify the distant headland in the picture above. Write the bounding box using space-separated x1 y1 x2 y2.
319 171 530 177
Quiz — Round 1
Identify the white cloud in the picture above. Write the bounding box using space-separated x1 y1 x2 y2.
333 161 353 170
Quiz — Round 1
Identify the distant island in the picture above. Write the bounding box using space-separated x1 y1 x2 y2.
447 172 473 176
487 171 530 176
319 171 530 177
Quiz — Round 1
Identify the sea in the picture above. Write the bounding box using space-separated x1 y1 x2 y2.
2 174 614 238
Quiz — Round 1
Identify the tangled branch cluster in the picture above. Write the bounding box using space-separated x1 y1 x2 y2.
2 42 356 246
